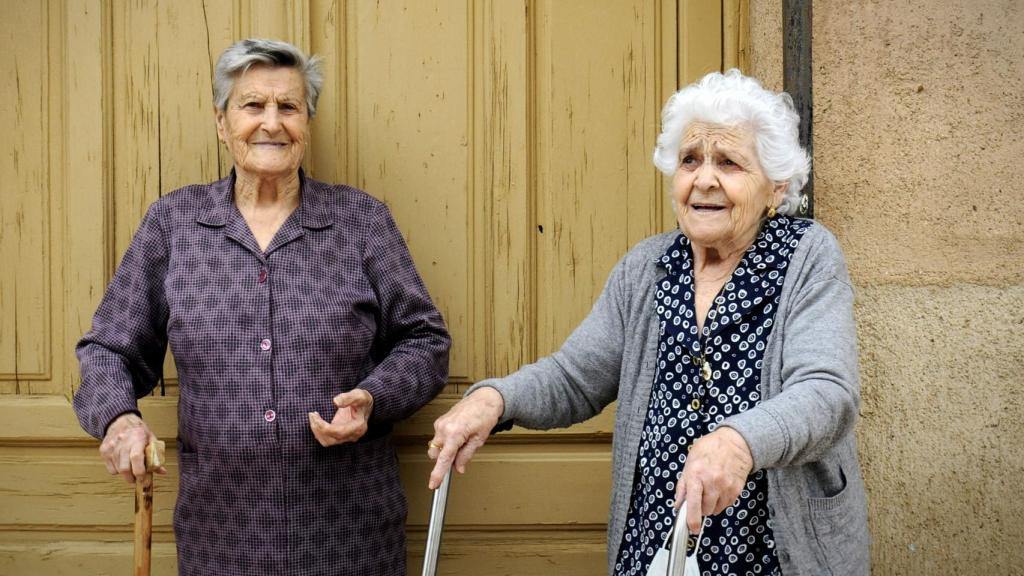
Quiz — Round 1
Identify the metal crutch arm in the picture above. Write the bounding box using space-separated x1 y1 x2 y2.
667 501 705 576
420 467 452 576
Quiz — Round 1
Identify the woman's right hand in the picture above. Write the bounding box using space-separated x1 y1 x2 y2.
99 413 166 483
427 387 505 489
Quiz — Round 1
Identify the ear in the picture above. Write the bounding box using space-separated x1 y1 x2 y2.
771 181 788 207
214 107 227 143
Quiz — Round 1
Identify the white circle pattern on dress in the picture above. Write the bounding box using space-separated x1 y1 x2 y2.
613 217 811 576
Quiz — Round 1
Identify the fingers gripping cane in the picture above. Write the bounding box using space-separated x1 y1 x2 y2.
422 421 511 575
134 439 165 576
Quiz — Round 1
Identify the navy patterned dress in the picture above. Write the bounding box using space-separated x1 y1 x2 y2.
614 216 811 576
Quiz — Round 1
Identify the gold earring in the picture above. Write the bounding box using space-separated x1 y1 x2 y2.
767 204 777 218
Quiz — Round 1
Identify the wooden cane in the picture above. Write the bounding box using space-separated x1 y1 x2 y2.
134 438 165 576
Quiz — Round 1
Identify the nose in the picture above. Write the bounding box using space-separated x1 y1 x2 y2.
260 106 283 134
693 161 718 191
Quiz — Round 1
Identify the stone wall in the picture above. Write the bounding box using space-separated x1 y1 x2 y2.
749 1 1024 573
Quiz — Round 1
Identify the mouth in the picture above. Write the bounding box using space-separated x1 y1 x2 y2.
251 142 289 148
690 203 727 213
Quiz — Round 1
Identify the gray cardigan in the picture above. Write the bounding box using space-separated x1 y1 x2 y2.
469 222 869 575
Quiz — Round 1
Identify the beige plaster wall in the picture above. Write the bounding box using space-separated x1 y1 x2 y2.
748 0 784 92
750 0 1024 573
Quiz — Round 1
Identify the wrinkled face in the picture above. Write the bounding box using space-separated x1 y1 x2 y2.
671 122 785 251
216 65 309 180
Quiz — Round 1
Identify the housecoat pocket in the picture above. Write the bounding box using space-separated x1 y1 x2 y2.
172 451 200 538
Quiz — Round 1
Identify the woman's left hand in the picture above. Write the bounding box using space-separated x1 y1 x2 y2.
308 389 375 447
675 426 754 534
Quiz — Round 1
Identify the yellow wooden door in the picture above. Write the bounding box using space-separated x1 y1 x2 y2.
0 1 744 573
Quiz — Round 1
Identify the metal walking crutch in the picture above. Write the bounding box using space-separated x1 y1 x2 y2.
666 510 689 576
666 501 705 576
420 467 452 576
421 421 508 575
134 438 165 576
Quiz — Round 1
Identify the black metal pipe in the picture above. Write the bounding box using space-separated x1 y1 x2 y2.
783 0 813 217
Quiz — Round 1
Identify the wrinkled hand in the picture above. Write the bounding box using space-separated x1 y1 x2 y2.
427 387 504 489
675 426 754 533
99 413 166 484
308 389 374 447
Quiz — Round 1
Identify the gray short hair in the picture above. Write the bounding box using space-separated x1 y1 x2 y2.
213 39 324 117
652 69 810 216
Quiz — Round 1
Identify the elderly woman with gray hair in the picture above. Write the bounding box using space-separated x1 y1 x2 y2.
429 70 868 575
73 39 450 575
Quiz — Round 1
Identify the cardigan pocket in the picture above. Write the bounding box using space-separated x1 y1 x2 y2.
808 466 850 513
808 467 866 575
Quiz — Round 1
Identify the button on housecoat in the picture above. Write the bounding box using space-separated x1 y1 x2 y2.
74 171 451 575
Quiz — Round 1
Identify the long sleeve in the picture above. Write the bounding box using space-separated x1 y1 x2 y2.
466 253 631 430
722 230 861 470
356 202 451 423
73 202 170 439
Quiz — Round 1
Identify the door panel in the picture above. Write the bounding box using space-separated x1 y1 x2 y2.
0 1 740 573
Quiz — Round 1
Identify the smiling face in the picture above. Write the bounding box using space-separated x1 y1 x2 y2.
215 65 309 181
671 122 786 253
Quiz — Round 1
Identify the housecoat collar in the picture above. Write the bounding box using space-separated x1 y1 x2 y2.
195 168 334 231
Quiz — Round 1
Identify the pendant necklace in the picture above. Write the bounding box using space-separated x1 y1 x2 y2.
690 260 736 406
690 304 718 411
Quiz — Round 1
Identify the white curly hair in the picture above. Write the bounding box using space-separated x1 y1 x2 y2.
652 69 810 215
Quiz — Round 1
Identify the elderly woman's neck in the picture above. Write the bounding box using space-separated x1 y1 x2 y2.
690 241 749 332
689 221 762 278
233 171 302 211
691 244 744 276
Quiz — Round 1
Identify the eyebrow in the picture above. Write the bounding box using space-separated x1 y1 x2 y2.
236 92 303 102
679 140 752 163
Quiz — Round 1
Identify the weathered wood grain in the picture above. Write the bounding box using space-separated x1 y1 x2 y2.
0 529 607 576
533 0 666 359
0 0 49 391
0 1 738 573
0 440 610 528
349 0 473 384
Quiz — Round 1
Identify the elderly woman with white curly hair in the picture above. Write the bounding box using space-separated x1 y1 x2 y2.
428 69 869 575
74 39 451 575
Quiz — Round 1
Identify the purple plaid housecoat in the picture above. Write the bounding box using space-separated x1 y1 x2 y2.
74 170 451 575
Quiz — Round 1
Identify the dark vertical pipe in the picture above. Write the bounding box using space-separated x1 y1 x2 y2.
783 0 813 217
